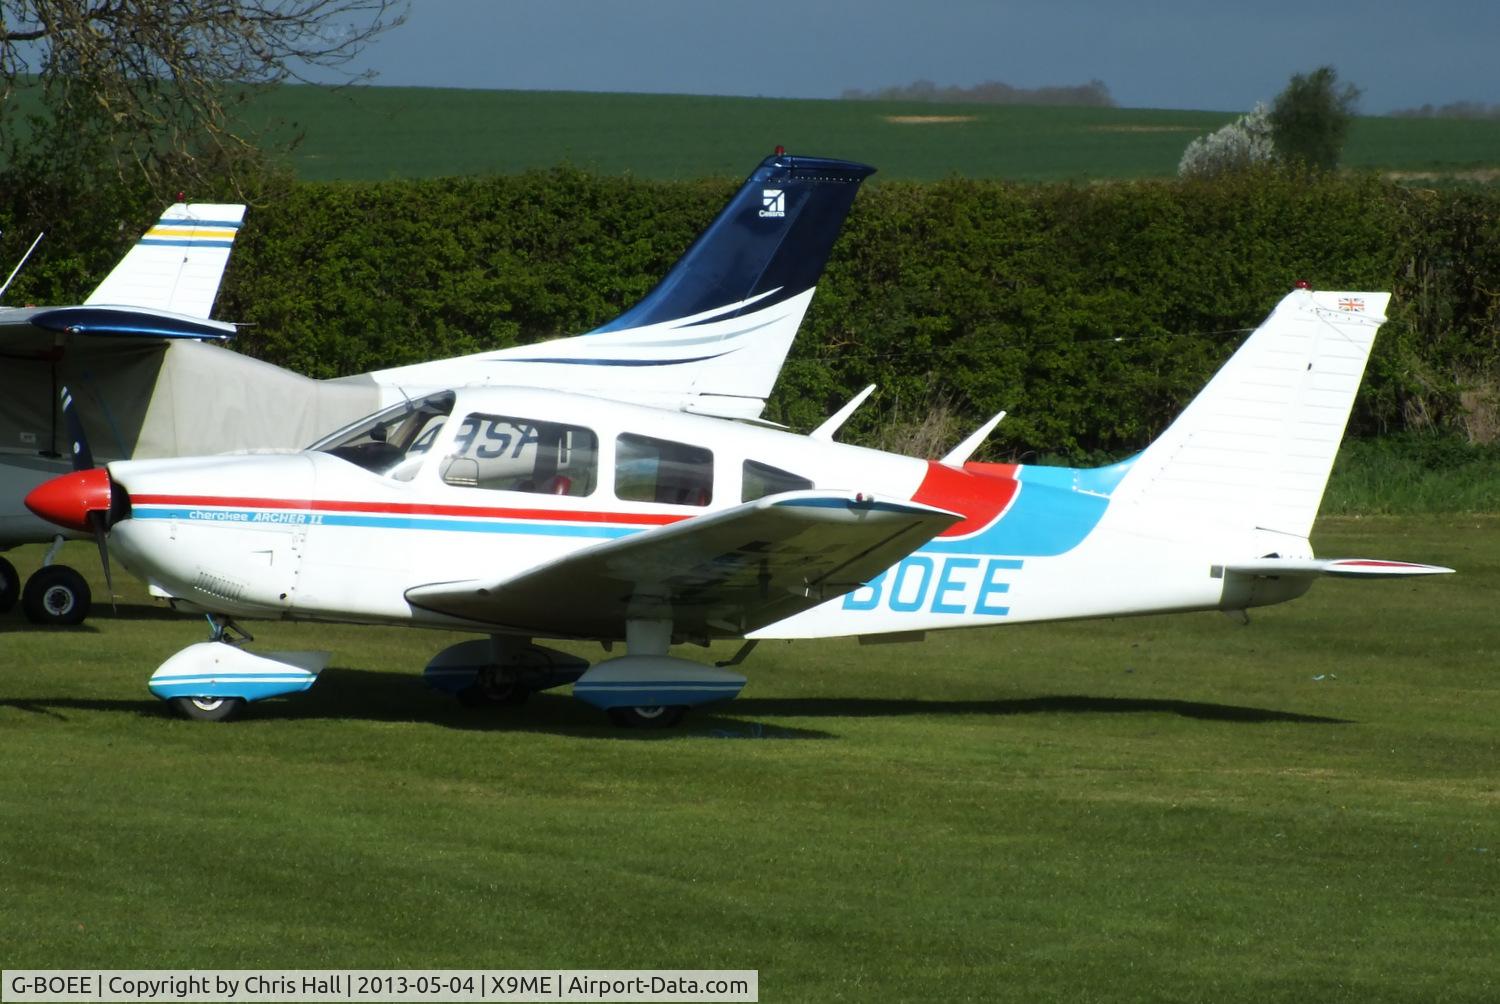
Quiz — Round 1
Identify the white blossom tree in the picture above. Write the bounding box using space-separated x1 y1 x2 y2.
1178 103 1275 179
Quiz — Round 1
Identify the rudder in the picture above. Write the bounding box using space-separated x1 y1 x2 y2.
1108 289 1390 541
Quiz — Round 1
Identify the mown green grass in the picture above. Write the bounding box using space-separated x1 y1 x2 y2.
239 86 1500 183
2 516 1495 1001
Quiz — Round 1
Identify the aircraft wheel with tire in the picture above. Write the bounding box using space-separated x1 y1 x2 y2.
458 684 531 708
0 556 18 613
607 705 687 729
22 565 92 626
457 669 532 708
170 696 245 722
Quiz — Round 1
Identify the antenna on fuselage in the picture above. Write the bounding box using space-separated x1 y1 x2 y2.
810 384 877 442
0 231 45 303
940 411 1007 466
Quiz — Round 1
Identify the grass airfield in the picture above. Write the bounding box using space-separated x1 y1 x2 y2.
1 517 1496 1002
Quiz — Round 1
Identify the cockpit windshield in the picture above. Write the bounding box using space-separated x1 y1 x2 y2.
309 391 456 479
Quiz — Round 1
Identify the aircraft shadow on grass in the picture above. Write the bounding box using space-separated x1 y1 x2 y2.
1 666 1350 733
728 695 1351 725
0 602 182 633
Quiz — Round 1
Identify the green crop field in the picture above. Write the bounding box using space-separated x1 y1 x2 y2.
238 86 1500 183
2 516 1495 1002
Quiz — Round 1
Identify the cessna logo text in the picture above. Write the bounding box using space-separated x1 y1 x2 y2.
758 189 785 218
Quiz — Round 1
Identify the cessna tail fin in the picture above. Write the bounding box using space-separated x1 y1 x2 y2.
366 152 875 420
85 203 246 320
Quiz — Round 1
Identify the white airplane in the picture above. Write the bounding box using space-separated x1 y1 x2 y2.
1 150 875 624
25 287 1452 726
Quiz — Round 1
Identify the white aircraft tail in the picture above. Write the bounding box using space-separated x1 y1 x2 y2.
84 203 246 319
1108 289 1389 542
366 152 874 419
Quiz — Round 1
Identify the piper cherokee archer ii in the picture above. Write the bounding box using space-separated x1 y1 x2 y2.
25 287 1452 726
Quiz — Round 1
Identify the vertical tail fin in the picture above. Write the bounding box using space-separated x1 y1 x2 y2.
590 152 875 334
84 203 246 319
1109 289 1390 541
370 152 874 420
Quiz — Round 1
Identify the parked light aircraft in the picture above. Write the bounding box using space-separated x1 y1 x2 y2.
26 286 1453 725
2 151 874 624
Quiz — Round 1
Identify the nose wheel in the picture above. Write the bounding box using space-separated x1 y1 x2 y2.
170 695 246 722
607 705 687 729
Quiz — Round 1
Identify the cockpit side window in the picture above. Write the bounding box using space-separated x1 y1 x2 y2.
742 459 813 502
441 413 598 497
615 433 713 506
312 391 455 479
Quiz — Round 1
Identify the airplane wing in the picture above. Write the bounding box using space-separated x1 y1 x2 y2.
1224 557 1454 578
404 490 962 638
84 202 246 319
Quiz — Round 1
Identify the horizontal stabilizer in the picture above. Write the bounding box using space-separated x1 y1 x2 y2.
405 490 960 638
1224 557 1454 579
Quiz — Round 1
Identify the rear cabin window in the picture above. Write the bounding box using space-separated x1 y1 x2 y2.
615 433 713 506
441 414 598 497
742 459 814 502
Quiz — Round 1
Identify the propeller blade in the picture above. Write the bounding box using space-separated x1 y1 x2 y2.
60 385 95 471
56 386 114 608
87 509 116 611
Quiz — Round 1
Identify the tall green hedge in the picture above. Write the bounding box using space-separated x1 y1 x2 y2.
6 169 1497 461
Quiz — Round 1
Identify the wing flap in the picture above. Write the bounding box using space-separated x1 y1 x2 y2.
405 490 961 638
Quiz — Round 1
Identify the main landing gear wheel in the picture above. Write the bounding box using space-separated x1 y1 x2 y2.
458 683 532 708
170 696 246 722
607 705 687 729
21 565 91 626
457 667 532 708
0 556 17 613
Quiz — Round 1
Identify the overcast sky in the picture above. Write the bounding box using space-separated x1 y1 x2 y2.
322 0 1498 114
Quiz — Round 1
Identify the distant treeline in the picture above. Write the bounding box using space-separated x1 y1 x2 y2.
1391 101 1500 121
841 78 1115 107
3 170 1495 460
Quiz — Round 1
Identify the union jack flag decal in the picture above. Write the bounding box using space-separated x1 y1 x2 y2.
1337 297 1366 312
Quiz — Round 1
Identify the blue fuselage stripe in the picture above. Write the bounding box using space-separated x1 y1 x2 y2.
134 507 637 539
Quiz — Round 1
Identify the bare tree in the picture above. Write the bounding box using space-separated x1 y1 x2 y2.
0 1 406 191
